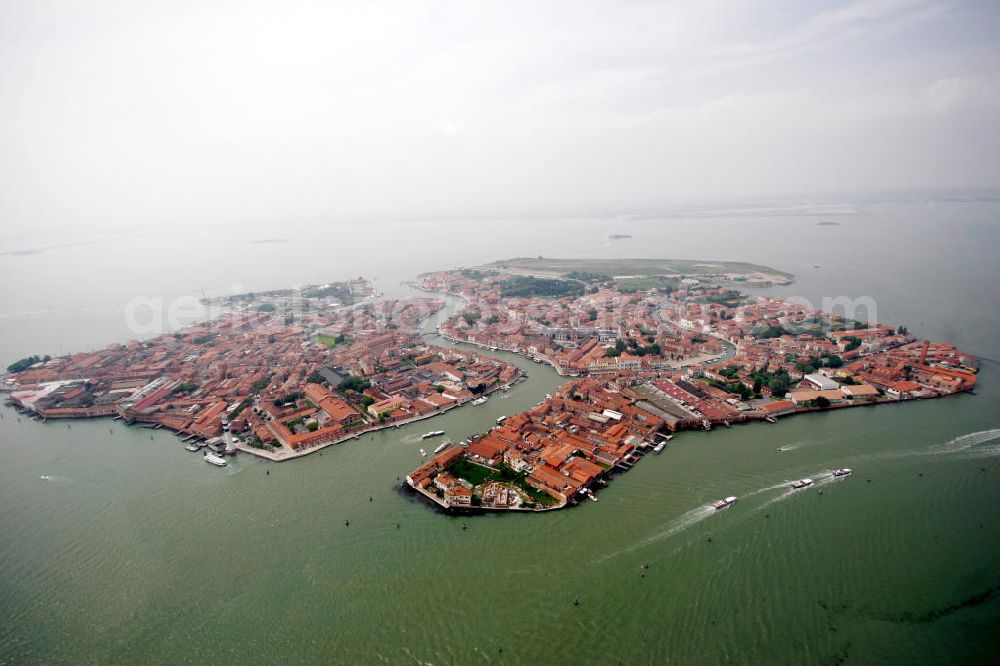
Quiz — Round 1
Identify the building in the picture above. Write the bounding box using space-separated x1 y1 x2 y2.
802 373 839 391
368 395 404 417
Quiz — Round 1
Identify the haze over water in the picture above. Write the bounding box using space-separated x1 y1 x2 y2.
1 199 999 664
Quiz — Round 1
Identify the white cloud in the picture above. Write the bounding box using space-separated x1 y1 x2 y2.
925 77 983 113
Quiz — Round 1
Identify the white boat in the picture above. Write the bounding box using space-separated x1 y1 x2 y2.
712 496 737 510
790 478 814 489
421 430 445 439
433 441 449 454
766 416 778 423
653 441 665 454
419 448 427 457
496 416 507 425
185 443 201 452
203 452 228 467
832 468 853 477
471 396 488 406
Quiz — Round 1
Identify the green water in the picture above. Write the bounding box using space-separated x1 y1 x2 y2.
2 312 999 664
1 202 999 663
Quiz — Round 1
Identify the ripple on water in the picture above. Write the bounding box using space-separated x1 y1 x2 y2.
934 429 1000 461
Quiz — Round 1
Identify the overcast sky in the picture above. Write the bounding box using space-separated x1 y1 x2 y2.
1 0 998 236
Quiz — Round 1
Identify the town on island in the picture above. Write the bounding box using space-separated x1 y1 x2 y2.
3 259 979 513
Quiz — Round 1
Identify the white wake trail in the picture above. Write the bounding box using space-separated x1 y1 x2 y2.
929 428 1000 455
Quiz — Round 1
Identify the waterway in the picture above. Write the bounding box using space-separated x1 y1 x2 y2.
1 199 998 664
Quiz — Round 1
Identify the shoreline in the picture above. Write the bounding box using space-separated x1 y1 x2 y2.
401 383 974 514
234 376 520 462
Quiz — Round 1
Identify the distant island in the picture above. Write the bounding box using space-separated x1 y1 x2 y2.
608 233 632 240
486 256 795 287
817 221 840 226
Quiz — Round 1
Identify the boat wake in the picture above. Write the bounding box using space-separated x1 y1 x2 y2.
849 427 1000 465
743 480 791 497
597 475 811 562
595 504 718 562
650 504 718 543
928 428 1000 458
755 471 843 511
776 438 827 452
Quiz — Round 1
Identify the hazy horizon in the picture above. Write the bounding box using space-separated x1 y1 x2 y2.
2 0 999 239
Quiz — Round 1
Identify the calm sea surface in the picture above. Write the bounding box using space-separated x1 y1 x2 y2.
1 201 999 664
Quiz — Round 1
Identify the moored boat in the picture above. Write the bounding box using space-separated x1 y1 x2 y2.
421 430 445 439
471 396 488 406
203 452 228 467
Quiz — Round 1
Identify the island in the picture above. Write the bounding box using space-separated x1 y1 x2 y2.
486 256 795 287
1 261 978 513
404 261 977 512
3 277 523 461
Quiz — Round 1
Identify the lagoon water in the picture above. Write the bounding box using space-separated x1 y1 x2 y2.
1 200 999 664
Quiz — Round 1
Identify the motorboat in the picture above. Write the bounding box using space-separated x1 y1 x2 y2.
421 430 445 439
712 496 737 510
790 478 814 489
203 452 228 467
433 441 449 454
184 443 201 452
832 468 853 477
496 416 507 425
653 441 665 454
419 448 427 457
471 396 488 406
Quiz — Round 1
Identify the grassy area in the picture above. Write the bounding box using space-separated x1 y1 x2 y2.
315 334 339 348
445 460 562 508
500 275 586 298
615 275 680 292
518 482 559 507
485 257 793 282
447 459 497 486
